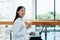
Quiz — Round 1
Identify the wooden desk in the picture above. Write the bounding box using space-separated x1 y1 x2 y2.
31 20 60 25
0 20 60 25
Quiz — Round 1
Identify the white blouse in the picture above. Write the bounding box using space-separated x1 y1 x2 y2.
12 18 29 40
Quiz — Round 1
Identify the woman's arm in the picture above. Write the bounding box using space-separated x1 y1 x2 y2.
25 22 35 35
12 20 26 37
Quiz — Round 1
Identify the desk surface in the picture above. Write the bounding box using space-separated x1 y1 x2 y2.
0 20 60 25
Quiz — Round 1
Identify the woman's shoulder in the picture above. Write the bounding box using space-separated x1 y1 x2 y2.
14 18 23 23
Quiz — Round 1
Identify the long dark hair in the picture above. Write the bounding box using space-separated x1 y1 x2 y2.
14 6 25 22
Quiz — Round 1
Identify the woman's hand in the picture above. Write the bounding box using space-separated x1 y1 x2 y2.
25 21 31 29
29 32 35 35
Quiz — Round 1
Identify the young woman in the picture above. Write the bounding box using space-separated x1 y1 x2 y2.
12 6 29 40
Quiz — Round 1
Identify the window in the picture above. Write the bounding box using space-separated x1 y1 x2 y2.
0 0 14 21
37 0 60 40
37 0 54 20
56 0 60 20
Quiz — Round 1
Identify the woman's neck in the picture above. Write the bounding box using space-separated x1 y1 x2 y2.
19 17 23 19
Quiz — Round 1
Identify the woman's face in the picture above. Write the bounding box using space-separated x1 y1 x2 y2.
18 8 25 18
